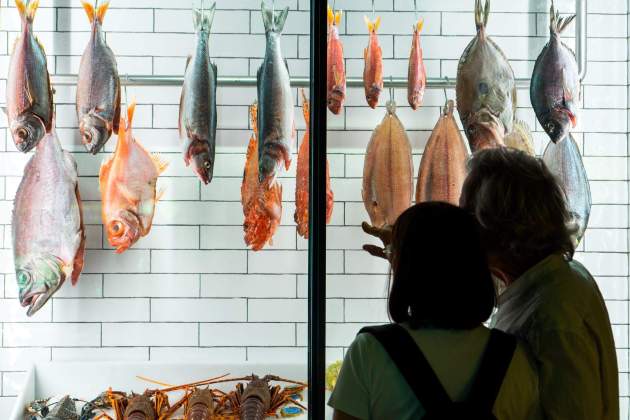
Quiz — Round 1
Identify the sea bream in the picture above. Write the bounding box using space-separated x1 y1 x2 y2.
257 2 294 182
12 122 85 317
456 0 516 151
531 1 579 143
362 100 413 228
408 18 427 110
327 6 345 114
100 101 168 253
179 3 218 185
543 134 591 245
76 0 121 155
7 0 53 153
416 100 469 206
363 15 383 109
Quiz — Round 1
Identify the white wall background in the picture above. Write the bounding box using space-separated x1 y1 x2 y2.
0 0 627 417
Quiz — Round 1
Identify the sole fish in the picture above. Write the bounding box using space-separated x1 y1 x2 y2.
362 101 413 228
179 3 217 185
76 0 121 154
504 120 536 156
542 134 591 246
416 100 469 205
327 6 345 114
7 0 53 153
12 122 85 317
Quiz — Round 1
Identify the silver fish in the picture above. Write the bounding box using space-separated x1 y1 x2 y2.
531 0 579 143
456 0 516 151
179 3 217 185
76 0 121 155
7 0 53 153
12 124 85 317
543 134 591 245
257 2 294 181
44 396 77 420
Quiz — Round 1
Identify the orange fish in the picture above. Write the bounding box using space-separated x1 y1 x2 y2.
295 90 334 239
363 15 383 109
99 100 167 253
327 6 345 114
408 18 426 110
242 102 283 251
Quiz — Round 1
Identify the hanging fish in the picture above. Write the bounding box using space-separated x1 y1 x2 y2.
362 100 413 228
327 5 345 115
7 0 53 153
294 90 334 239
100 101 168 253
416 100 469 205
242 102 283 251
258 2 294 182
456 0 516 151
179 3 218 185
363 15 383 109
12 121 85 317
408 17 426 110
531 1 579 143
543 134 591 246
504 120 535 156
76 0 120 155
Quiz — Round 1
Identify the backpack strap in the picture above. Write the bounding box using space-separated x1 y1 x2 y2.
467 329 517 410
359 324 451 411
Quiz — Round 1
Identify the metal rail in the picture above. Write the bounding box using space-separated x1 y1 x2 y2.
48 0 587 89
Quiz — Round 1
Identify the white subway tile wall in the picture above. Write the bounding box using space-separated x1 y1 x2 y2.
0 0 627 417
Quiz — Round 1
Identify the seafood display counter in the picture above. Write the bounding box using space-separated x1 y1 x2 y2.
11 363 323 419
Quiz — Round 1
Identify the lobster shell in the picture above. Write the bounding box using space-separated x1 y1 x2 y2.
124 395 156 420
186 388 214 420
240 376 271 420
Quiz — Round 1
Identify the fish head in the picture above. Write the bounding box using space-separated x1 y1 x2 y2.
106 209 141 253
327 88 344 114
465 112 506 151
542 109 574 143
365 86 382 109
188 142 214 185
16 254 65 317
10 114 46 152
80 114 111 154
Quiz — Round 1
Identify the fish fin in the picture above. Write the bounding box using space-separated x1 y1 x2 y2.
374 16 381 32
138 197 156 235
151 153 169 174
71 186 86 286
1 107 7 116
96 1 110 24
99 156 114 188
256 65 263 117
327 5 334 26
505 119 535 156
416 17 424 33
335 10 342 26
274 6 289 33
16 0 38 24
116 182 138 204
15 0 27 20
113 80 121 134
364 15 373 32
81 1 95 23
562 67 575 102
193 2 216 32
333 64 343 87
474 0 489 30
178 88 185 139
261 3 289 33
284 58 290 73
156 188 166 202
126 99 137 130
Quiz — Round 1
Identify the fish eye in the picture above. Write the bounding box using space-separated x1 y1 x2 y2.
546 121 555 132
478 82 489 94
109 221 125 237
16 128 29 139
204 161 211 169
83 132 93 144
467 126 475 136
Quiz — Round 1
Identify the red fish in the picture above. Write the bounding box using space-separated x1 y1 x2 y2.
295 90 334 239
408 18 426 110
327 6 345 114
363 15 383 109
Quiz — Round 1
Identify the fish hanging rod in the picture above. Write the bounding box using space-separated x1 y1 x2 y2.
49 0 587 89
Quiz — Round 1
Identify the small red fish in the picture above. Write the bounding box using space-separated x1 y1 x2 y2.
363 15 383 109
327 6 345 114
408 18 427 110
295 90 333 239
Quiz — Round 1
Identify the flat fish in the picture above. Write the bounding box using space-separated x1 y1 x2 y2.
76 0 121 154
100 101 168 253
7 0 53 153
258 3 294 182
504 120 536 156
12 122 85 317
327 6 345 115
362 101 413 228
416 100 469 205
531 0 579 143
242 102 283 251
363 15 383 109
543 134 591 246
456 0 516 151
294 90 334 239
179 3 218 184
408 18 427 110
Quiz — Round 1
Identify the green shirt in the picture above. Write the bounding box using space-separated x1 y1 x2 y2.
328 324 540 420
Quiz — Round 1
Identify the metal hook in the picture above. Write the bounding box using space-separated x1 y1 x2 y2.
372 0 375 17
443 76 449 103
389 76 394 102
414 0 418 19
332 0 336 12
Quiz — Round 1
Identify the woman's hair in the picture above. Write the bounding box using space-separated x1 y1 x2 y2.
459 148 575 279
388 202 495 330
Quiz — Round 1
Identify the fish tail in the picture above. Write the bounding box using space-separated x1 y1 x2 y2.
335 10 342 26
193 1 216 32
363 15 380 33
15 0 39 24
261 2 289 33
126 99 137 130
474 0 490 30
327 5 334 26
415 17 424 33
97 1 110 24
549 1 575 35
81 0 109 24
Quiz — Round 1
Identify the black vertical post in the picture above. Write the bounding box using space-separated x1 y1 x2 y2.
308 0 327 418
